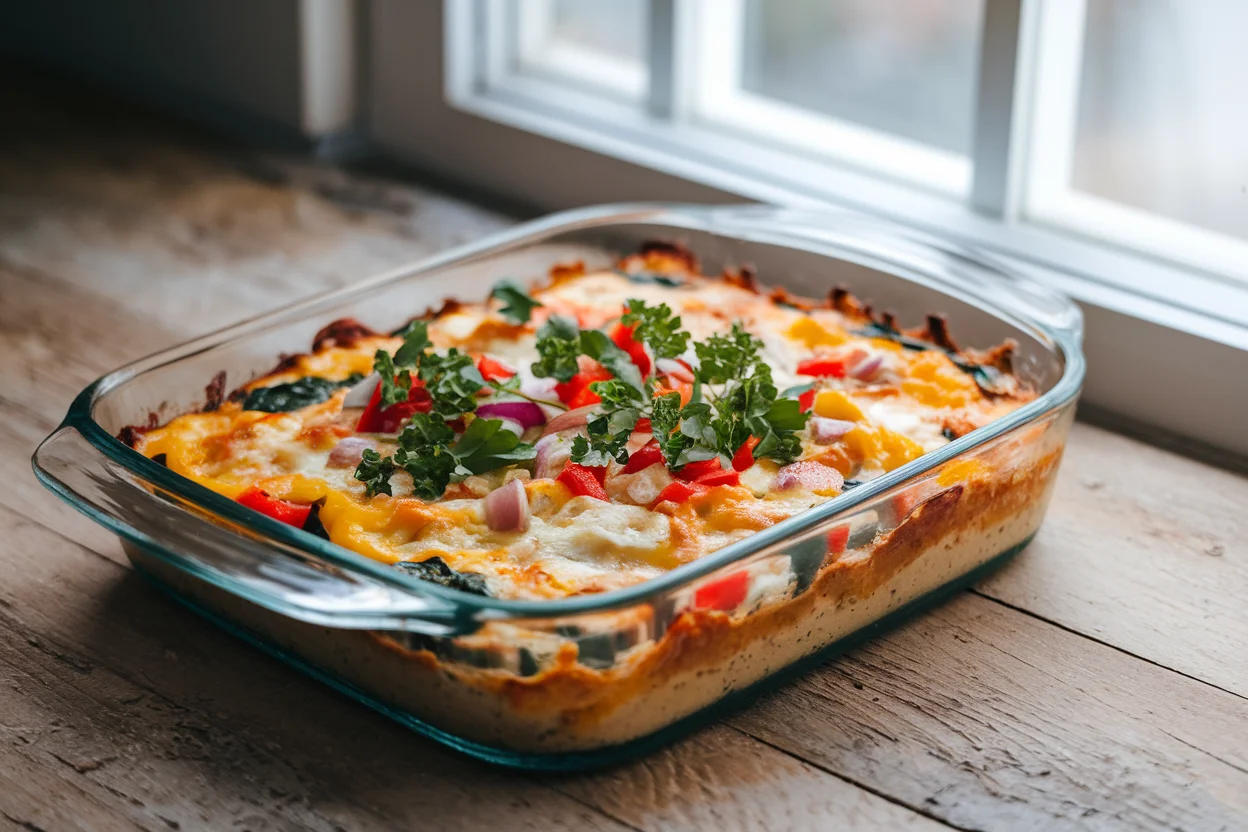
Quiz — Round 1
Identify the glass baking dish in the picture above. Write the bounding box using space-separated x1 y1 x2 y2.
32 204 1084 770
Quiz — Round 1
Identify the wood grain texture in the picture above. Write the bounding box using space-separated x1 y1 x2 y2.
2 74 1247 830
729 593 1248 831
977 424 1248 697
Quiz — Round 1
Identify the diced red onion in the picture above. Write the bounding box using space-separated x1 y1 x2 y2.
655 357 695 383
775 461 845 493
540 405 596 437
849 355 883 382
810 417 855 445
327 436 376 468
484 478 530 532
476 400 546 429
534 432 575 479
342 373 380 408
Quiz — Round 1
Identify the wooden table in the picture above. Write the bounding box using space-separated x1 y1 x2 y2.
2 78 1245 832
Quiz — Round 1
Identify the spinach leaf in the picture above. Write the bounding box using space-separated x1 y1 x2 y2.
242 374 363 413
394 557 491 596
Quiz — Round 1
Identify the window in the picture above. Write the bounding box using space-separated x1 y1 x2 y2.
511 0 649 100
694 0 983 194
453 0 1248 295
371 0 1248 455
1026 0 1248 283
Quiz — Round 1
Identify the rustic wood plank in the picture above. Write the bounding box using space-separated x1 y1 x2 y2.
0 79 509 335
0 503 633 832
555 726 947 832
977 423 1248 697
727 592 1248 831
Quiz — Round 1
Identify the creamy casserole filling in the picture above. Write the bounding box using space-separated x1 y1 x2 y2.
129 244 1034 603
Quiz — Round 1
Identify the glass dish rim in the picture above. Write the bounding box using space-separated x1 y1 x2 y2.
37 202 1086 622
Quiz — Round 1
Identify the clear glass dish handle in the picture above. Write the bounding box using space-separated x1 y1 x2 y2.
32 425 471 635
696 205 1085 346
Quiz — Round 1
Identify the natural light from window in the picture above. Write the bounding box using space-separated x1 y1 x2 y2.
466 0 1248 290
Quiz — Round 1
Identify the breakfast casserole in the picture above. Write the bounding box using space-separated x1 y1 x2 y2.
118 241 1071 754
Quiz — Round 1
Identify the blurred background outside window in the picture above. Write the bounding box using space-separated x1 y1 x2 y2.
493 0 1248 287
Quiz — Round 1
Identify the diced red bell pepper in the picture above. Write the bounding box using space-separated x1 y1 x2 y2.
567 386 601 409
827 525 850 556
694 468 740 488
675 458 724 481
652 480 709 506
476 355 516 383
554 368 613 407
693 570 749 611
237 486 312 528
732 436 761 472
798 388 816 413
355 380 433 433
796 357 847 378
611 323 652 377
633 417 652 434
621 439 664 474
557 462 609 500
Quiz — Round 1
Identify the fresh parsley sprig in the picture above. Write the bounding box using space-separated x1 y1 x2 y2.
621 299 689 360
531 314 644 393
490 280 543 324
356 413 536 499
557 303 809 472
373 321 486 416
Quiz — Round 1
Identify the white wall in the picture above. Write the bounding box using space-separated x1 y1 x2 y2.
0 0 358 142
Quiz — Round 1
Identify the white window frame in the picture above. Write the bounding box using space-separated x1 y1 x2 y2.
368 0 1248 458
509 0 648 102
1024 0 1248 285
688 0 971 196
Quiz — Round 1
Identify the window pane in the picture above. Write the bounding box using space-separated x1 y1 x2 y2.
1072 2 1248 240
549 0 647 64
740 0 983 154
514 0 648 100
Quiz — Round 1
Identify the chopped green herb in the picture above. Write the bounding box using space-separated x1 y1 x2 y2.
578 329 644 393
531 316 644 393
532 314 583 382
621 299 690 360
355 448 397 497
490 279 543 324
242 374 364 413
357 413 536 500
371 321 485 414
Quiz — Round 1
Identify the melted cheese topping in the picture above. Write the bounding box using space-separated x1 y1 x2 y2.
136 261 1032 600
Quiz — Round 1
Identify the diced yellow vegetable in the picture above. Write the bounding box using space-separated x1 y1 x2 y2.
787 316 848 349
901 351 978 408
843 425 924 472
813 389 865 422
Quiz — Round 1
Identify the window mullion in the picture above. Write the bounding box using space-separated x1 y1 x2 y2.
969 0 1037 220
647 0 693 120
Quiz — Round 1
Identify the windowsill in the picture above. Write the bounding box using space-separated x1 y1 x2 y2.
467 74 1248 350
